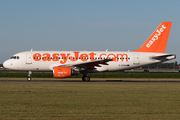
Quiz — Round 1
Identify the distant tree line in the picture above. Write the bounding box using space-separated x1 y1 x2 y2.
142 62 179 69
0 64 3 67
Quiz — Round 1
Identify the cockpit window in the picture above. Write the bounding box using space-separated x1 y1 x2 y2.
11 56 19 59
11 56 16 59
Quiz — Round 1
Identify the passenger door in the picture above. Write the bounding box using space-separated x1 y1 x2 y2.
26 53 32 64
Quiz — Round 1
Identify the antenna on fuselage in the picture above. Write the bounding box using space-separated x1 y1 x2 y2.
106 49 108 52
30 49 33 51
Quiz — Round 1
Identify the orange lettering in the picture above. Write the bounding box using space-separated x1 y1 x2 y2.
33 52 128 63
99 53 106 59
89 52 96 61
107 53 116 62
33 53 41 61
52 53 59 61
69 52 79 61
80 53 88 61
42 53 51 61
60 53 70 64
117 54 128 62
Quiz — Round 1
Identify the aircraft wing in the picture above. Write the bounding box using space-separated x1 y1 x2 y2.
58 59 112 70
71 59 112 69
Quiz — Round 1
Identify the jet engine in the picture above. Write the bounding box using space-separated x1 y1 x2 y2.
53 66 79 78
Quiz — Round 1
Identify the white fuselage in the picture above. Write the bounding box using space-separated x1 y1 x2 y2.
3 51 175 72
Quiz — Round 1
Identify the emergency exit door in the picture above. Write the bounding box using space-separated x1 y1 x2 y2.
133 54 139 65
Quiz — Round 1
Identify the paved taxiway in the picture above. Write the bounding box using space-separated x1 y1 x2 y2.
1 80 180 84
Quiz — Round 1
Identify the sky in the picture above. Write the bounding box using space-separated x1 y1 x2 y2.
1 0 180 63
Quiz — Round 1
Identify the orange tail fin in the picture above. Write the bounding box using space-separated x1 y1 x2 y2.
133 22 172 53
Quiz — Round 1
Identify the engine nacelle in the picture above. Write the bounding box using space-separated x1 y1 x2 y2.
53 67 79 78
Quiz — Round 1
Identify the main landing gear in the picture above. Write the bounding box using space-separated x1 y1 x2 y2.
82 75 90 82
27 71 32 81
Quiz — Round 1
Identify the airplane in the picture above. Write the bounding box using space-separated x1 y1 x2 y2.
3 21 176 81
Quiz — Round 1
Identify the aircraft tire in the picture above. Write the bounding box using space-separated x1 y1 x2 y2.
82 76 90 82
27 77 31 81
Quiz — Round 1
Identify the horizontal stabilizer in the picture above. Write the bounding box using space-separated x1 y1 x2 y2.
150 54 176 61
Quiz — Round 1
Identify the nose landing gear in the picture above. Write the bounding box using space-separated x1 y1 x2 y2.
27 71 32 81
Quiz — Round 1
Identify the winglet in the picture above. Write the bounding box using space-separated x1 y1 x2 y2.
133 22 172 53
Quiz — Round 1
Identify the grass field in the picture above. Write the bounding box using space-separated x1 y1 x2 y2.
1 83 180 120
2 77 180 81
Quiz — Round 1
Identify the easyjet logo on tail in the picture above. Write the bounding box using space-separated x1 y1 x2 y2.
146 25 166 48
33 52 129 64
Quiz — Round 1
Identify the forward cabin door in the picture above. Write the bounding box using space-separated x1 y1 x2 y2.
26 53 32 64
133 54 139 65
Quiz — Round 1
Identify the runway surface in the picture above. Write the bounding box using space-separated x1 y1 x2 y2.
1 80 180 84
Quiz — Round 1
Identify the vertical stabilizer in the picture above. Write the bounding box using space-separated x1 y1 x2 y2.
134 22 172 53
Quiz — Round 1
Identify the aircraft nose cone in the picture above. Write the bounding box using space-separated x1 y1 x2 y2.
3 60 10 69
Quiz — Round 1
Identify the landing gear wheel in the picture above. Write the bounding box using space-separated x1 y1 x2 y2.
82 76 90 82
27 77 31 81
